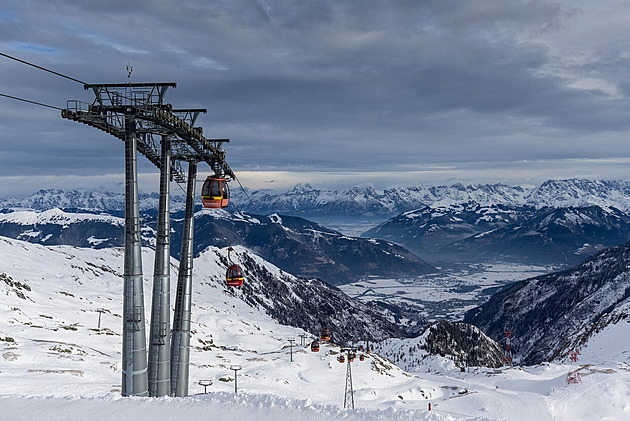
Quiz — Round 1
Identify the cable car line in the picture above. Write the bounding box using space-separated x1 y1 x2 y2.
230 173 333 345
0 52 87 85
0 92 63 110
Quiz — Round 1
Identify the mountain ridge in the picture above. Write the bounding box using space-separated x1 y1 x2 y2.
463 239 630 365
4 178 630 216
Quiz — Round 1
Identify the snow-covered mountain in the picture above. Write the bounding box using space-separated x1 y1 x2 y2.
363 203 539 259
526 179 630 210
232 179 630 216
0 208 435 287
0 188 187 212
230 182 531 217
365 202 630 265
176 210 436 285
5 179 630 217
0 235 402 348
377 321 505 372
441 205 630 265
463 238 630 365
0 208 126 248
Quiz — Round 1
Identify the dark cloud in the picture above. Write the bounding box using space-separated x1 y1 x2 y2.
0 0 629 192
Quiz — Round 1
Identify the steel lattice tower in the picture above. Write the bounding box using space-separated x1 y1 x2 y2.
341 347 356 409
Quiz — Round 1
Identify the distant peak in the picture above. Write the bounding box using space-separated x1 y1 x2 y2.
292 183 314 192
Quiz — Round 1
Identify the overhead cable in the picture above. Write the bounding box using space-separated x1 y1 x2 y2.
0 52 87 85
0 92 63 110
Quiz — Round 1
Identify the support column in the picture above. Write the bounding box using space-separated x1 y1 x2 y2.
122 114 149 397
148 136 172 397
170 161 197 397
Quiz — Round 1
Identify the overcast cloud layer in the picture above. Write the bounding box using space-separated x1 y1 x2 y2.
1 0 630 195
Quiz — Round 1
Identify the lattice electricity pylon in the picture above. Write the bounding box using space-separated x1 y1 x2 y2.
340 347 357 409
566 349 581 384
61 83 235 181
504 330 513 367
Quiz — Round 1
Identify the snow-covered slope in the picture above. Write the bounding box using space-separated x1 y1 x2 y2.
376 321 505 373
0 236 414 398
464 239 630 365
2 237 630 420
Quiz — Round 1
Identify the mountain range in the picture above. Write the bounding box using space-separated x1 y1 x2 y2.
365 203 630 266
0 208 436 286
3 178 630 371
5 178 630 268
5 178 630 216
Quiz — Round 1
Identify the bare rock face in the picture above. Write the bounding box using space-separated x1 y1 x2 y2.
379 320 505 371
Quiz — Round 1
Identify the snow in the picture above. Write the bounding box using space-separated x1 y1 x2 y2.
0 208 123 225
1 236 629 420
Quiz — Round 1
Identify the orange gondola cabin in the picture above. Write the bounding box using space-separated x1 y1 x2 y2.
320 328 331 342
201 176 230 209
226 264 244 287
311 340 320 352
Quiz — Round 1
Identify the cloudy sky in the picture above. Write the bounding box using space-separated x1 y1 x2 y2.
1 0 630 196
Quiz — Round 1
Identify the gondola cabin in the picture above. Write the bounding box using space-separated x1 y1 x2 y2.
348 352 356 362
337 355 345 363
311 340 320 352
201 177 230 208
359 354 365 362
226 264 244 287
358 345 364 352
320 328 330 342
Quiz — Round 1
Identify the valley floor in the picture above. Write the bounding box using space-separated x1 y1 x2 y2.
340 262 557 323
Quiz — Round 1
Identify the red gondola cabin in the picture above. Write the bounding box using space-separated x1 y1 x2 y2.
359 354 365 361
320 328 330 342
226 264 244 287
201 177 230 209
337 355 345 363
311 340 320 352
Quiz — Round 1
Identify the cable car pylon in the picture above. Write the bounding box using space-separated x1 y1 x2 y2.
148 135 172 397
171 161 197 397
121 111 149 396
62 81 235 397
0 53 240 398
